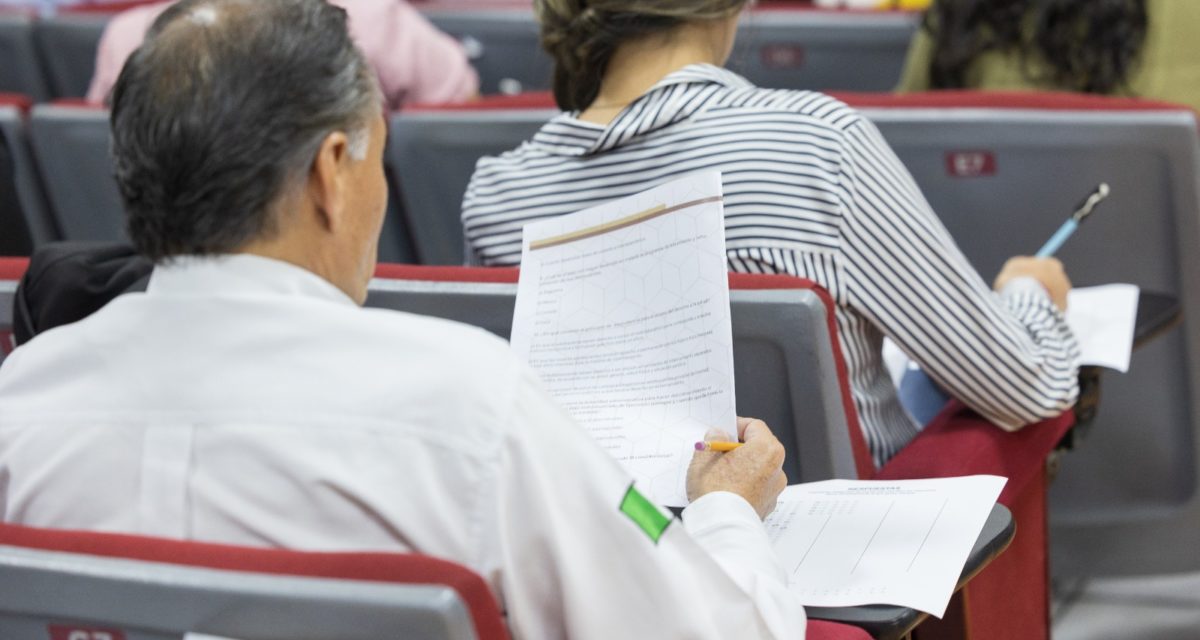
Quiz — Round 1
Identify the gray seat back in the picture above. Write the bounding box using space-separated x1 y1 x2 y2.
365 276 859 483
0 15 50 101
423 9 553 96
859 103 1200 577
0 544 479 640
27 105 414 262
421 8 919 95
28 104 124 242
0 273 14 366
387 109 554 265
0 104 58 249
33 14 108 99
730 10 919 92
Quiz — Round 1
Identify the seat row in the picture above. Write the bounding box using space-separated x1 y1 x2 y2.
0 257 1071 639
2 88 1200 594
0 3 920 101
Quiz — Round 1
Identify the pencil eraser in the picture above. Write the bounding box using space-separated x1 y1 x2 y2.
694 442 706 451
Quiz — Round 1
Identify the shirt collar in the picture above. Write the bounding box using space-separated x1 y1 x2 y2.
530 63 753 156
146 253 357 307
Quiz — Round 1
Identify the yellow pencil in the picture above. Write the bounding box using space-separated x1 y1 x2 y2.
694 441 743 452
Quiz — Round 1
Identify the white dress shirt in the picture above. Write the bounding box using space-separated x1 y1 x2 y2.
0 254 806 639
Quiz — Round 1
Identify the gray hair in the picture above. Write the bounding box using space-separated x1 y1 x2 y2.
111 0 381 261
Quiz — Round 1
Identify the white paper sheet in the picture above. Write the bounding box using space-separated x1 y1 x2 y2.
511 172 736 507
881 282 1140 391
1065 284 1139 372
764 475 1007 617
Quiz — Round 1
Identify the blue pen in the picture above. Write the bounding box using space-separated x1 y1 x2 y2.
1036 183 1111 257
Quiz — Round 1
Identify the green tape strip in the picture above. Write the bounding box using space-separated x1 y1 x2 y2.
619 484 672 544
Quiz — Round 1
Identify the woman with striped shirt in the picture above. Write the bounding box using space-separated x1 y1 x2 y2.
461 0 1081 467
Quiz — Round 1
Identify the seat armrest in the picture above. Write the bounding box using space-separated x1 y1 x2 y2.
873 401 1074 505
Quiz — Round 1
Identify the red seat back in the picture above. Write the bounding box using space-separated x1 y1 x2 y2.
0 94 31 114
0 522 510 640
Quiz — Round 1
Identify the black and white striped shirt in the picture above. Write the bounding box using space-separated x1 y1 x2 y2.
462 64 1080 466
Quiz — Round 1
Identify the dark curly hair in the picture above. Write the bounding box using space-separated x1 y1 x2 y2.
924 0 1148 94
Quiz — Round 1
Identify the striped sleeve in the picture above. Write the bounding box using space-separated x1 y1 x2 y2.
834 117 1081 431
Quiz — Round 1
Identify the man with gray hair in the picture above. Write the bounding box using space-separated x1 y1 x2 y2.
0 1 809 637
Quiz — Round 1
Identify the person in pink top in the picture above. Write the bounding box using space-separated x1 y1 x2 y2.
86 0 479 107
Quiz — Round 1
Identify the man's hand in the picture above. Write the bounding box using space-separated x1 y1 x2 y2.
686 417 788 519
994 256 1071 311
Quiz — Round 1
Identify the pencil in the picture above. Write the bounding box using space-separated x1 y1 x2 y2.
695 441 743 452
1035 182 1110 257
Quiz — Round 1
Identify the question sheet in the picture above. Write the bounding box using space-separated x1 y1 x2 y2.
764 475 1007 617
1065 284 1139 372
510 172 735 507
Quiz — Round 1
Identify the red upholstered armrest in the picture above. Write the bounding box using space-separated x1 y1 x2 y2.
373 263 520 283
833 90 1197 118
0 257 28 281
807 619 873 640
0 94 32 114
873 400 1074 505
0 523 509 640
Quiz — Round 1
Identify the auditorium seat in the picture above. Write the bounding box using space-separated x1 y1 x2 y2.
387 99 555 264
0 257 871 640
0 120 30 257
0 520 874 640
0 95 56 253
834 90 1200 580
0 255 1062 636
422 7 554 96
26 104 414 262
32 13 109 99
367 265 870 482
0 257 24 363
0 13 51 101
27 103 124 242
729 7 919 92
0 522 508 640
394 92 1200 581
366 264 1074 639
419 5 920 96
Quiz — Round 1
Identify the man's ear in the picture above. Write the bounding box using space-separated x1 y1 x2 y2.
308 131 352 232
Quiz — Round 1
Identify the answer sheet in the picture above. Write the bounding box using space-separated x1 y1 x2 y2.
1065 284 1139 372
764 475 1006 617
510 172 736 507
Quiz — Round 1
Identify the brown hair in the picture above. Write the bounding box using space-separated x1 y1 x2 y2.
535 0 747 111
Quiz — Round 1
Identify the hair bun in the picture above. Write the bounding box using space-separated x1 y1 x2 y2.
534 0 746 110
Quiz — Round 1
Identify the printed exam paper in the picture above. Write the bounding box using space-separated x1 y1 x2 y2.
765 475 1007 617
1065 284 1139 373
510 172 736 507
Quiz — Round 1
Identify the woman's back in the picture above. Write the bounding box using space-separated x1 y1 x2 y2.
465 66 857 267
463 63 1080 466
